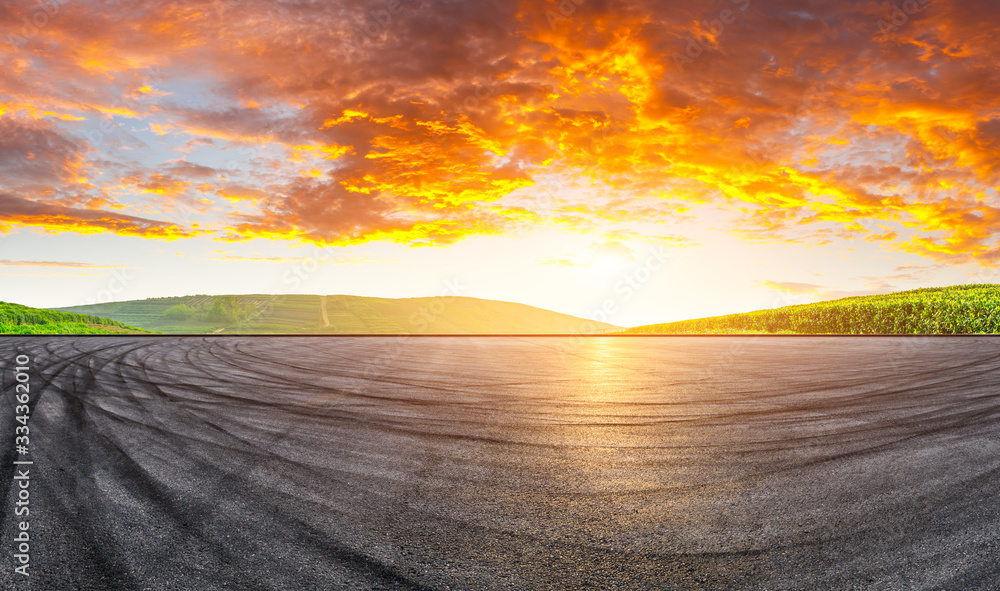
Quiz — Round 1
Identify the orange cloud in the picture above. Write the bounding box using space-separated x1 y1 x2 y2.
0 193 200 239
0 259 126 268
1 0 999 264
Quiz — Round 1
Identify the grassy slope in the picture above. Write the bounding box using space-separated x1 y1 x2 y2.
0 301 151 334
55 295 621 334
625 284 1000 335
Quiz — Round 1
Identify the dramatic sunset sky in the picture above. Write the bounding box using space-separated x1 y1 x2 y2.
1 0 998 326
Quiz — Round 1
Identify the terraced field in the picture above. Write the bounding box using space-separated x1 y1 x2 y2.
56 295 619 334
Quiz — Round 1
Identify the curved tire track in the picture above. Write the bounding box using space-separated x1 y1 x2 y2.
2 336 1000 590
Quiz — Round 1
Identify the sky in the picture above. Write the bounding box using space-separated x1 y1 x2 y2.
1 0 999 327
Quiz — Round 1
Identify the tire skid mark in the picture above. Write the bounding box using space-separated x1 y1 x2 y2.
0 338 145 533
7 336 1000 590
38 337 443 589
15 338 164 588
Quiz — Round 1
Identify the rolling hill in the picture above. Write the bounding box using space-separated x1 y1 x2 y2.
54 294 621 334
0 301 150 334
624 284 1000 335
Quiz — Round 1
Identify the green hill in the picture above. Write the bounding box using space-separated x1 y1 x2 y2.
625 284 1000 335
0 301 150 334
54 294 620 334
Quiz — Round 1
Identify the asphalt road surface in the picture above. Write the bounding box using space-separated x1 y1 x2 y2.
2 336 1000 590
